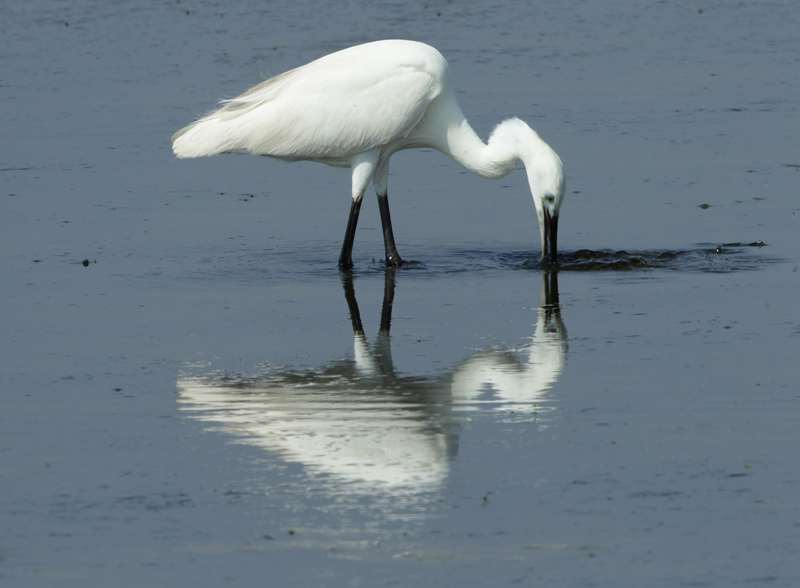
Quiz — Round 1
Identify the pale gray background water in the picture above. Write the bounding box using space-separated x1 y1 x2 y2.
2 1 799 586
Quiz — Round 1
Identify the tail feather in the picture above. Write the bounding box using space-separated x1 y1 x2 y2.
172 69 299 158
171 116 242 158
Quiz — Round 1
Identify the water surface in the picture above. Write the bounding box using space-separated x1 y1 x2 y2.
2 1 799 587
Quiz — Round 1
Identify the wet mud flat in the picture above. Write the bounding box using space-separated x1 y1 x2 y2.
2 1 800 587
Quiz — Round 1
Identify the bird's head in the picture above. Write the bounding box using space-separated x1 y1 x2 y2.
524 132 565 266
490 119 565 264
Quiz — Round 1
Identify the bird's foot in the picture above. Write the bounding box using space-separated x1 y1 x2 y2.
385 255 404 268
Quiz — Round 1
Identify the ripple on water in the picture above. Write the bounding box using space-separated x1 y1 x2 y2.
186 240 775 281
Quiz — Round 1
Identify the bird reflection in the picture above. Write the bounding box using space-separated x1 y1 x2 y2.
450 271 566 412
177 271 567 506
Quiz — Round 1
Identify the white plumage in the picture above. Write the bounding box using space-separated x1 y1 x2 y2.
172 39 565 268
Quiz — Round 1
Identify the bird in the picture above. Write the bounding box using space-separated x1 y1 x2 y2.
171 39 565 269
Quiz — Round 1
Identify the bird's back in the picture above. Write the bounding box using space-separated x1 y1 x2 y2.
172 40 451 164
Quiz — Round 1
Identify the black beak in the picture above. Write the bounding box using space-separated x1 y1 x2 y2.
542 207 559 266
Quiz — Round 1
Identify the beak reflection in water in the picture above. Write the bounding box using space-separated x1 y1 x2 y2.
177 271 567 514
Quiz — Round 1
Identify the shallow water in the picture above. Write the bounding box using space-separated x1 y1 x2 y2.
2 1 800 587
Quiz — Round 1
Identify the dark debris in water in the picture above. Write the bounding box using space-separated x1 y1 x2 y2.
716 240 766 248
550 241 771 273
558 249 676 271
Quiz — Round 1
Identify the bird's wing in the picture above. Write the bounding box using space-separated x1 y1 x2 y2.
172 47 446 161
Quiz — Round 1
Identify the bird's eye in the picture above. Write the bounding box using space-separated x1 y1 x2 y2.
544 194 555 203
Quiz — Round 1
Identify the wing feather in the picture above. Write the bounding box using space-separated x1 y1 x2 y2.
172 41 447 162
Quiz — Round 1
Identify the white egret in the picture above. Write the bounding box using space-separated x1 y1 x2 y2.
172 39 565 269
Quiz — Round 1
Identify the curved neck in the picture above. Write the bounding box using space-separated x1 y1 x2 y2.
444 120 519 179
416 96 519 180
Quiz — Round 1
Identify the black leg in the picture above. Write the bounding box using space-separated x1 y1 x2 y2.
339 198 362 270
377 193 404 267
